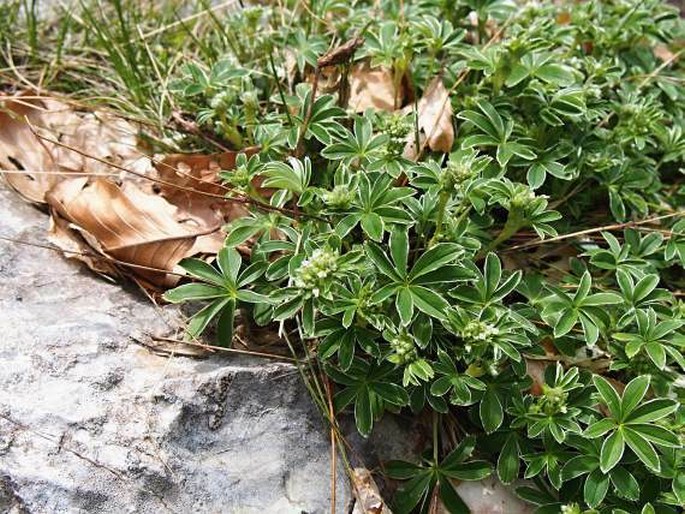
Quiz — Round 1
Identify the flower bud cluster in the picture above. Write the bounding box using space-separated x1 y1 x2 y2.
323 185 355 210
293 248 338 297
390 331 418 364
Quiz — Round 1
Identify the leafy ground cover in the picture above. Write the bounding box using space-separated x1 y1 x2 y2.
1 1 685 513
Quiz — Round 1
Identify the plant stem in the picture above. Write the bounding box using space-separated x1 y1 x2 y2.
482 207 524 256
429 190 450 247
433 410 440 464
269 49 293 128
295 66 320 158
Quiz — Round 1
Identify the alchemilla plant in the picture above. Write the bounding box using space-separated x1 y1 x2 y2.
159 0 685 512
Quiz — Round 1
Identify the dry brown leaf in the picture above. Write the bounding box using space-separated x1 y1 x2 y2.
0 94 147 203
46 177 214 287
349 61 404 112
351 468 393 514
154 148 261 254
47 212 120 279
404 77 454 159
654 44 678 63
0 96 66 202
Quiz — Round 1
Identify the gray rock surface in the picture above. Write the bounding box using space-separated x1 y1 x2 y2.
0 185 533 514
0 186 348 514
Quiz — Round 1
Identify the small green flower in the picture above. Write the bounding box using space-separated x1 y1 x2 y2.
323 185 355 210
389 330 418 365
461 320 500 344
293 248 339 297
560 503 581 514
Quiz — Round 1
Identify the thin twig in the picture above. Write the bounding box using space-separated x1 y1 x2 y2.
142 0 239 39
504 212 683 252
148 334 295 362
0 234 191 277
26 120 325 221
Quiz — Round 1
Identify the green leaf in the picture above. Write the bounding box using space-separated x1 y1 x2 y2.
645 342 666 369
236 289 269 303
623 427 660 471
361 212 384 241
385 460 422 480
431 376 453 397
409 286 450 319
394 472 433 514
584 418 617 438
163 283 226 303
579 313 599 346
536 63 576 86
480 388 503 434
216 299 236 346
599 429 624 473
226 223 262 247
372 382 410 406
593 375 622 419
273 297 304 320
642 503 656 514
459 109 499 139
497 434 520 484
581 292 624 306
673 471 685 504
633 274 660 302
217 247 242 282
178 258 224 286
390 226 409 274
186 297 232 338
477 100 505 139
620 375 650 418
442 460 492 481
561 455 599 481
610 466 639 501
366 243 402 282
442 436 476 469
483 253 502 298
583 468 610 509
409 244 462 281
624 399 678 423
354 389 374 437
396 287 415 326
439 477 469 514
628 424 680 448
554 308 578 337
527 163 546 189
575 271 592 303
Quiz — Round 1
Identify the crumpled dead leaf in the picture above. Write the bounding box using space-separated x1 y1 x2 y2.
154 148 261 254
404 76 454 159
0 93 260 287
351 468 393 514
47 212 121 279
154 149 258 214
312 58 411 112
46 177 215 287
0 94 149 203
349 61 406 112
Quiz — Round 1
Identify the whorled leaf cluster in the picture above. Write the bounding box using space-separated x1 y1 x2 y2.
163 1 685 512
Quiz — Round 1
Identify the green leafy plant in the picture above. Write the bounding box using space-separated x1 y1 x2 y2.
157 1 685 511
14 0 685 512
